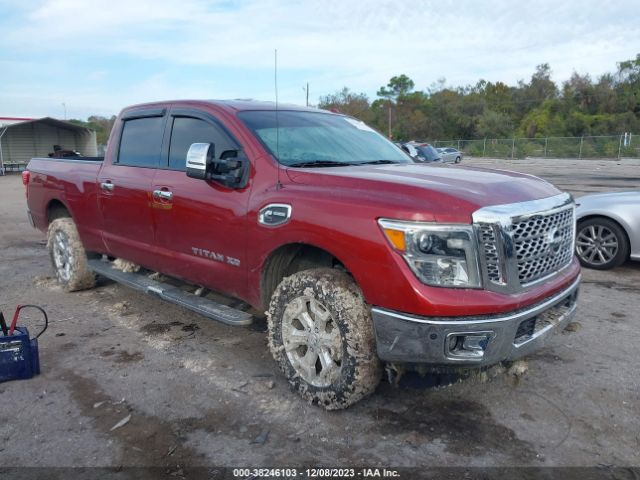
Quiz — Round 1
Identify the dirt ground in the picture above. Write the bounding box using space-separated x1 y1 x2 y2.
0 158 639 475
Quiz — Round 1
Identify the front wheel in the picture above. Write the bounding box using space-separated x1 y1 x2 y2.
575 217 629 270
267 268 381 410
455 156 461 163
47 217 97 291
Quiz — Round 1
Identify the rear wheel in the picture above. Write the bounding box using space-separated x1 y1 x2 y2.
267 268 381 410
47 217 97 291
575 217 629 270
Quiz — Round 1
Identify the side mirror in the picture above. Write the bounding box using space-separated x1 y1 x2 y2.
185 143 249 189
209 150 249 189
186 143 214 180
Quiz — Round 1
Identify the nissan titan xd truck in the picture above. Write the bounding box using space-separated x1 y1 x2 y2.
24 100 580 409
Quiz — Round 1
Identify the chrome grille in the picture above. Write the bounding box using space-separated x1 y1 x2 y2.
473 193 576 292
512 207 574 284
478 224 503 284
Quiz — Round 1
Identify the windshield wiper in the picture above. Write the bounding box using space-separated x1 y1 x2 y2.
355 160 402 165
286 160 357 168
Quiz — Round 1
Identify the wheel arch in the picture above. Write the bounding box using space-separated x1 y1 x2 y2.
46 198 73 224
260 242 351 309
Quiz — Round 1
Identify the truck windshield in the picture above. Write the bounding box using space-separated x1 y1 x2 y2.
238 110 411 167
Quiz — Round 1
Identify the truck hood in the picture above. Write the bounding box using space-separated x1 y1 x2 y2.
285 163 562 223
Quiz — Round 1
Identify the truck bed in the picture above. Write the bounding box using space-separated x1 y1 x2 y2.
26 156 105 252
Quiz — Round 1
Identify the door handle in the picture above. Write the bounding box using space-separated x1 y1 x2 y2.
100 181 114 191
153 189 173 201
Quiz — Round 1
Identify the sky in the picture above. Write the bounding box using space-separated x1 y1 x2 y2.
1 0 639 120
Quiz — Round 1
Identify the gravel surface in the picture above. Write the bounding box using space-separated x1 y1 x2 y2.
0 158 638 473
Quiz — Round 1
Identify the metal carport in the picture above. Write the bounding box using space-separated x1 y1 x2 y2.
0 117 97 175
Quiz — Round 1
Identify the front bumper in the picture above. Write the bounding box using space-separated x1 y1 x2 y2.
371 275 580 366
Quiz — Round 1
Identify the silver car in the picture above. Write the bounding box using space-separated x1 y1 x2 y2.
436 147 463 163
575 191 640 269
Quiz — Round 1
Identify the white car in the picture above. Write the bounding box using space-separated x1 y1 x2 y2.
437 147 463 164
575 191 640 269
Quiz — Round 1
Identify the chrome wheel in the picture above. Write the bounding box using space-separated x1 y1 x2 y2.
52 230 74 281
576 224 618 266
281 296 343 387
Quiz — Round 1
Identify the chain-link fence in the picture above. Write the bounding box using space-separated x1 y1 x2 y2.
431 135 639 159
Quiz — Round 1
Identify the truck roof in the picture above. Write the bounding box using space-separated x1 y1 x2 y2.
121 99 323 115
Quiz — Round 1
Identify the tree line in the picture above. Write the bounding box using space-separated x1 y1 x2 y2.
68 54 640 146
69 115 116 146
318 54 640 142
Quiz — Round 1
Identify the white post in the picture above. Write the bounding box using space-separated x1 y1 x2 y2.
0 127 7 176
618 134 623 159
483 138 486 157
544 137 548 157
511 138 515 159
579 136 584 159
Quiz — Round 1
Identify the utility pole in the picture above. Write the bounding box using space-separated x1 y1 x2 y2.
303 83 309 107
62 102 67 120
388 102 392 139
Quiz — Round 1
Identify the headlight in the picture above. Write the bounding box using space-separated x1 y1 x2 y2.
378 219 482 288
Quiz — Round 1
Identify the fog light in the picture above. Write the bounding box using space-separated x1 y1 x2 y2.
446 332 493 360
462 335 489 352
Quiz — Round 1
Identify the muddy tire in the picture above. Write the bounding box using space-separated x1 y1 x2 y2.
267 268 381 410
47 217 96 291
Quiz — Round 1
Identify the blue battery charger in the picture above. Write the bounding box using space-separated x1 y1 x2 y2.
0 305 47 383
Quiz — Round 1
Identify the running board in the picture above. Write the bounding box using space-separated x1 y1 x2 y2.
88 259 253 326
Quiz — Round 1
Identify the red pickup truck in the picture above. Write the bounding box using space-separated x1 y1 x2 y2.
24 100 580 409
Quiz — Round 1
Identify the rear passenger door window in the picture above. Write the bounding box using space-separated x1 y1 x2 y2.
117 116 165 168
167 116 236 171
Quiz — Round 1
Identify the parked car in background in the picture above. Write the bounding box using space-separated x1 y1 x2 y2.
575 191 640 269
437 147 463 163
394 142 414 160
403 142 442 163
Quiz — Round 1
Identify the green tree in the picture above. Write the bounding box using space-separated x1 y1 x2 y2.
317 55 640 144
69 115 116 145
318 87 372 122
375 74 417 139
377 74 415 100
476 110 513 138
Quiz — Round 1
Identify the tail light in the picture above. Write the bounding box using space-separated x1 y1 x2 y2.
22 170 30 197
